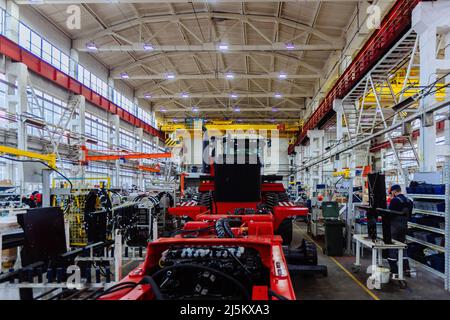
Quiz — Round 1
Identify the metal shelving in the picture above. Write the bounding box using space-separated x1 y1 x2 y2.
406 189 448 289
410 257 446 279
412 208 445 218
406 235 445 253
408 194 445 200
408 222 445 235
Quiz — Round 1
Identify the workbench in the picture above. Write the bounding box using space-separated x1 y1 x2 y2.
352 234 408 289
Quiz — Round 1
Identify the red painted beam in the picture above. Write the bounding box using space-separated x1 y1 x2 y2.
288 0 421 154
0 35 165 141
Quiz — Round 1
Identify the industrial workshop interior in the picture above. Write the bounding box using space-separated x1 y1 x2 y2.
1 0 450 310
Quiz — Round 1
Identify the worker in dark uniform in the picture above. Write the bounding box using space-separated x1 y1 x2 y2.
387 184 412 276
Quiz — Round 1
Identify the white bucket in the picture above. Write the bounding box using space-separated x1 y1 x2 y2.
376 267 390 284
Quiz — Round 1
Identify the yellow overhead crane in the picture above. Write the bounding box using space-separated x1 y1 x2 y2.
360 70 447 105
0 145 57 169
160 120 302 146
0 146 58 207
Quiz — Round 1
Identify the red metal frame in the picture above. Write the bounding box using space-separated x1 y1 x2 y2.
137 164 160 173
100 233 295 300
104 173 308 300
80 145 171 162
0 35 164 141
288 0 421 154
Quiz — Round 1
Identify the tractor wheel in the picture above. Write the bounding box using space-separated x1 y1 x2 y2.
276 219 293 245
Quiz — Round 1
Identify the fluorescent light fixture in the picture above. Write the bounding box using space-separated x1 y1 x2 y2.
274 93 282 98
218 43 229 50
192 107 199 112
120 72 129 79
160 108 166 112
272 107 278 112
230 93 238 99
285 42 295 50
278 72 287 79
143 43 154 51
143 92 152 99
181 92 189 98
86 42 97 51
225 72 234 79
234 107 240 112
166 73 175 80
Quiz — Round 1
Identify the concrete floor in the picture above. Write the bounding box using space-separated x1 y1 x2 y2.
291 222 450 300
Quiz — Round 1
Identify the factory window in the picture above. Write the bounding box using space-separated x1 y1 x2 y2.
90 73 98 93
1 6 158 141
60 53 69 75
83 68 90 87
85 113 109 150
119 169 134 188
114 91 121 106
30 31 41 56
86 164 108 179
42 40 52 64
0 10 4 35
100 80 108 97
120 128 135 150
19 23 31 50
51 46 61 70
77 64 84 83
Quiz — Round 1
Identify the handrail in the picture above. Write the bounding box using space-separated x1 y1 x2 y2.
288 0 421 154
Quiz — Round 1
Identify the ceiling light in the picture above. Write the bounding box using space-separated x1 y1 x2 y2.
218 43 229 50
272 107 278 112
166 73 175 80
285 42 295 50
143 43 154 51
173 119 178 123
234 107 240 112
274 93 282 98
181 92 189 98
278 72 287 79
143 92 152 99
230 93 238 99
225 72 234 79
120 72 129 79
86 42 97 51
192 107 199 112
160 108 166 112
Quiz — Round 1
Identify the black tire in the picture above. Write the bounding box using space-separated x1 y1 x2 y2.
276 219 293 245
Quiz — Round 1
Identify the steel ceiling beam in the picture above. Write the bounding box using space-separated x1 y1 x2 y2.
137 92 311 99
18 0 355 2
157 108 301 112
111 51 321 74
72 12 341 46
114 72 319 80
77 42 341 52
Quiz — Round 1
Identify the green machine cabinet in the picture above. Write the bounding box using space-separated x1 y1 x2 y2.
322 201 344 256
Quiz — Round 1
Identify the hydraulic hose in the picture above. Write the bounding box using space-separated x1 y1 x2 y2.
152 263 250 300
